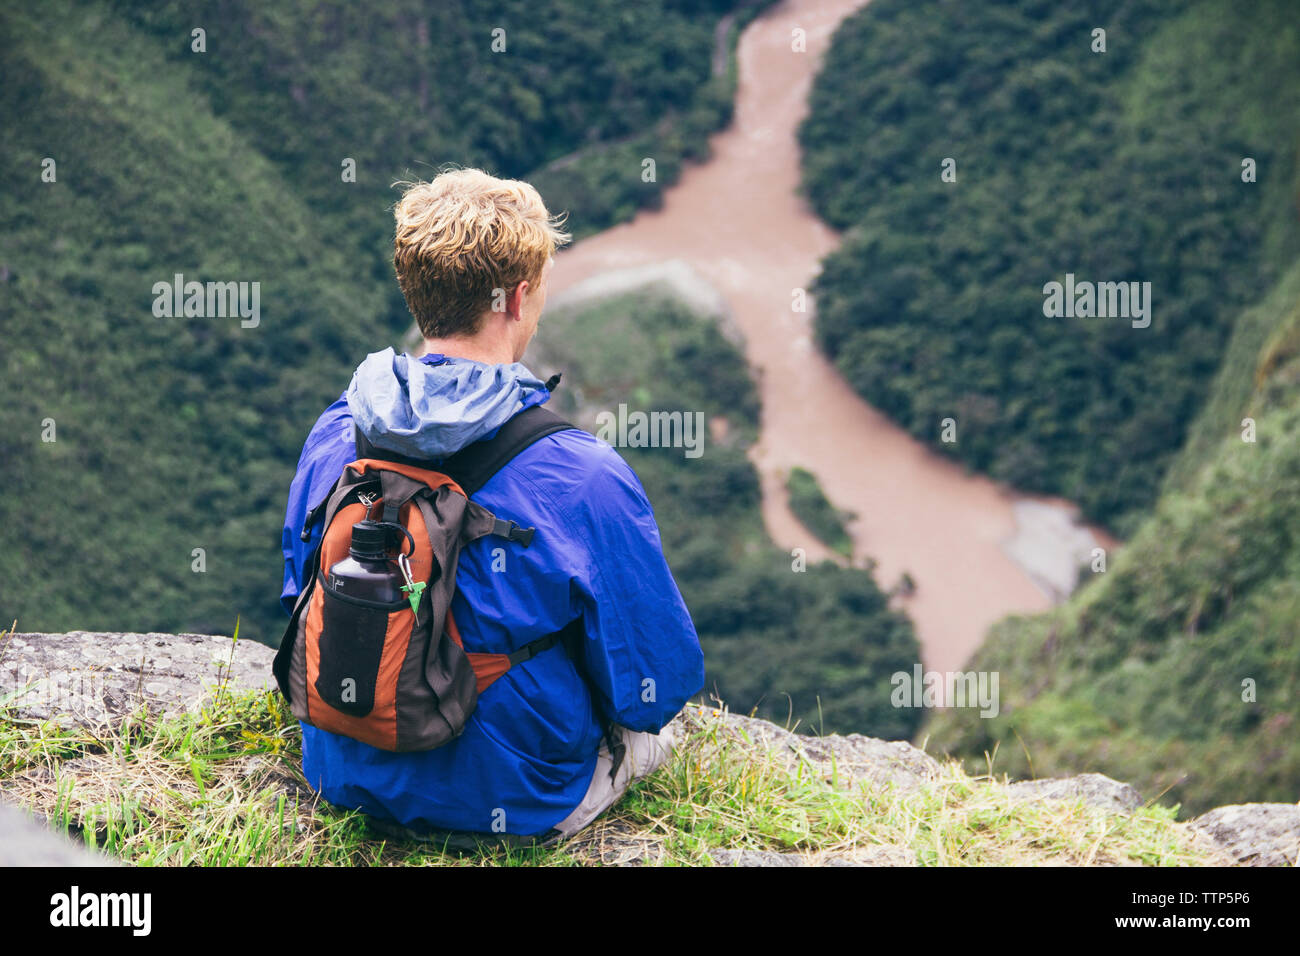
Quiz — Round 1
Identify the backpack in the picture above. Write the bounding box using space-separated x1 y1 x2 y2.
273 404 581 753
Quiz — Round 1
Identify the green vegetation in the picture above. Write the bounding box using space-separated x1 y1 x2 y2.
0 678 1224 866
0 0 754 646
114 0 774 248
8 0 1300 824
536 288 920 737
784 466 854 558
926 260 1300 816
802 0 1300 815
800 0 1300 534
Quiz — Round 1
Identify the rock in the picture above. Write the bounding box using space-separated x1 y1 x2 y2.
822 845 916 866
684 709 803 759
670 705 941 793
0 631 277 727
1002 499 1106 603
797 733 942 792
0 801 115 866
1189 803 1300 867
1005 773 1143 814
708 845 915 867
709 848 807 866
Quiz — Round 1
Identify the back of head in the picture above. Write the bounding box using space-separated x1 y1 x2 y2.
392 168 570 340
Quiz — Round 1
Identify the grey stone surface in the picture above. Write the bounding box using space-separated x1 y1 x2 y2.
797 732 942 792
1189 803 1300 867
0 631 277 727
0 801 115 867
668 706 941 794
1004 773 1144 814
822 845 916 866
708 848 807 867
708 845 915 867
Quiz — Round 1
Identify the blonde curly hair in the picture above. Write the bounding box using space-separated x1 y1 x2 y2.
392 168 570 339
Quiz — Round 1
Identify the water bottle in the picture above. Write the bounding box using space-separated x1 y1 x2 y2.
317 519 408 717
326 520 405 604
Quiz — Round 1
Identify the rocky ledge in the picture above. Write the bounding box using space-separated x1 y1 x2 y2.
0 631 1296 867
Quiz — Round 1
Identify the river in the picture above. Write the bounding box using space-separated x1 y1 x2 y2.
539 0 1118 677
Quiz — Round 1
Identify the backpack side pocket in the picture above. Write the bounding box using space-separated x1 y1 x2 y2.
316 585 408 718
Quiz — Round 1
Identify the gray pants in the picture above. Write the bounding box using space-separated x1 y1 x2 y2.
549 722 676 839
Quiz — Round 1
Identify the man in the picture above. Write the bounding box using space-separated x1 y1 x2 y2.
280 168 705 845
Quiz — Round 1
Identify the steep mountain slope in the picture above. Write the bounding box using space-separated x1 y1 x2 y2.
797 0 1300 813
0 0 752 644
800 0 1300 533
927 260 1300 815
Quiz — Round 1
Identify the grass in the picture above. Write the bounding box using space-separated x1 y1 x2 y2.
0 637 1231 866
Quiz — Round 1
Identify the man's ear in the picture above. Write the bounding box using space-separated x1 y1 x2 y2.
506 279 530 320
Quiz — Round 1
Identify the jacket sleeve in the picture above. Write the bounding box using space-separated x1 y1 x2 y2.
564 444 705 733
280 393 355 615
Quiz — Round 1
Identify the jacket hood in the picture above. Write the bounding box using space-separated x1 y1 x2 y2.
346 347 551 459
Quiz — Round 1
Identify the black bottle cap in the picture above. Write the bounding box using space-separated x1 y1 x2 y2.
349 520 390 561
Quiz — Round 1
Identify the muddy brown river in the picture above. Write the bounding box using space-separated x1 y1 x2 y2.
540 0 1117 677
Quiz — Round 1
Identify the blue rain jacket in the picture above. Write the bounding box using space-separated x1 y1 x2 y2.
280 348 705 836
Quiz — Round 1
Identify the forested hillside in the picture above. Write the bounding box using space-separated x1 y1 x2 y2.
0 0 756 645
800 0 1300 533
927 260 1300 815
534 289 922 738
824 0 1300 814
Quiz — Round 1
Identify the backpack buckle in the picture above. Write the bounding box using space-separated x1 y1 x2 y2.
492 518 535 547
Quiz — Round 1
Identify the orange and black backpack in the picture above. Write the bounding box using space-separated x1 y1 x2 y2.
273 404 582 752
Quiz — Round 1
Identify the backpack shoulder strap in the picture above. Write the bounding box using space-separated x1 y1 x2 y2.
440 404 577 496
353 404 575 498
